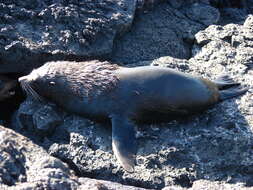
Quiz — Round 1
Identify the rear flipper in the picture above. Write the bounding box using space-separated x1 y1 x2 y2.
111 114 137 173
214 75 240 90
219 86 248 101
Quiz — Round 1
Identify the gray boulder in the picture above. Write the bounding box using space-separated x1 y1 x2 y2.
0 125 149 190
111 2 220 64
0 0 136 73
0 125 79 189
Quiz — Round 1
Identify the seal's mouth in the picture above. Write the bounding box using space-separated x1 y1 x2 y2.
19 76 44 102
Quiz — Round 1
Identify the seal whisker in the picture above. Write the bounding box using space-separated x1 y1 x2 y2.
20 81 29 96
19 81 25 92
22 82 30 95
23 82 34 98
21 81 42 102
27 84 43 102
27 86 37 100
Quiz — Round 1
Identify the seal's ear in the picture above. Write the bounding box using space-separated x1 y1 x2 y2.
110 114 137 173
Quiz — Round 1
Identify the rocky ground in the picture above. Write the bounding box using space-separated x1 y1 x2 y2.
0 0 253 189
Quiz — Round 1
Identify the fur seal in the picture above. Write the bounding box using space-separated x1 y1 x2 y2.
18 60 248 172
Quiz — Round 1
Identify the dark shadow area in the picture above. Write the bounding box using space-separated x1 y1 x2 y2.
0 73 25 125
210 0 247 8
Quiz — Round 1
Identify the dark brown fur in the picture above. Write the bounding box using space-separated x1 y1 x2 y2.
20 60 120 102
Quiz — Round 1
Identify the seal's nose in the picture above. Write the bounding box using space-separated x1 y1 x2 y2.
18 76 27 83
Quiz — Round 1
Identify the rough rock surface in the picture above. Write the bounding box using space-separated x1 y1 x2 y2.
0 125 79 189
0 125 148 190
0 0 136 73
111 1 220 64
12 15 253 189
188 180 253 190
0 0 253 190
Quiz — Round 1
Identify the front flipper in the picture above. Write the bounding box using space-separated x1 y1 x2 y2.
110 114 137 173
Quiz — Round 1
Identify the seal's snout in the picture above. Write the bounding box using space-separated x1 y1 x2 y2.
18 74 44 102
18 76 27 83
19 70 40 84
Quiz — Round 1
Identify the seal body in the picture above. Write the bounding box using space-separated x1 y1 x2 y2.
19 60 247 172
19 61 219 121
113 67 220 122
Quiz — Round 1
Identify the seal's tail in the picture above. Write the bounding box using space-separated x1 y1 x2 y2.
219 86 248 101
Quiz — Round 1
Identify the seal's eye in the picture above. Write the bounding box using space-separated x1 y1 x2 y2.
49 81 55 85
